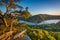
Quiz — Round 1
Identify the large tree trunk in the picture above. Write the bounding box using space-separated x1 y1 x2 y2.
10 15 14 31
10 18 13 31
3 5 10 27
0 10 8 27
3 16 8 27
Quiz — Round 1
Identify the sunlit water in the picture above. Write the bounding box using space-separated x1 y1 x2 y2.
38 19 60 25
19 19 60 25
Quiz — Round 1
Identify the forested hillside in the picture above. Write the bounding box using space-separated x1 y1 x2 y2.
27 14 60 23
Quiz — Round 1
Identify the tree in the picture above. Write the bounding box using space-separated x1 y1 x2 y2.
20 7 31 18
0 0 23 31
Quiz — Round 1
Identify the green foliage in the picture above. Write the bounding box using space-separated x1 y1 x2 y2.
28 21 60 32
0 18 60 40
26 21 60 40
26 29 57 40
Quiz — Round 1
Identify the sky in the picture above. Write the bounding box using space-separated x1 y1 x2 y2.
0 0 60 16
20 0 60 15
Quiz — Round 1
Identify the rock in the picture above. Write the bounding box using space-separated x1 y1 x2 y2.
15 35 31 40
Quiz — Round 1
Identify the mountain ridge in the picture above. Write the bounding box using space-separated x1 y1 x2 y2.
26 14 60 23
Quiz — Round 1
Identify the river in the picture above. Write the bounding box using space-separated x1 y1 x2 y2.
19 19 60 25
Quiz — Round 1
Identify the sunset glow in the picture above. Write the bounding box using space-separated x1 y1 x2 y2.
20 0 60 15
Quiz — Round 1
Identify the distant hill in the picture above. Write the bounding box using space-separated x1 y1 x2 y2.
26 14 60 23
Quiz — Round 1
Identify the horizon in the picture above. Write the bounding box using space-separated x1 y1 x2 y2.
20 0 60 16
0 0 60 16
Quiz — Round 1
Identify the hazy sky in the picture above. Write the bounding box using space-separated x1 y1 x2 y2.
20 0 60 15
0 0 60 15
